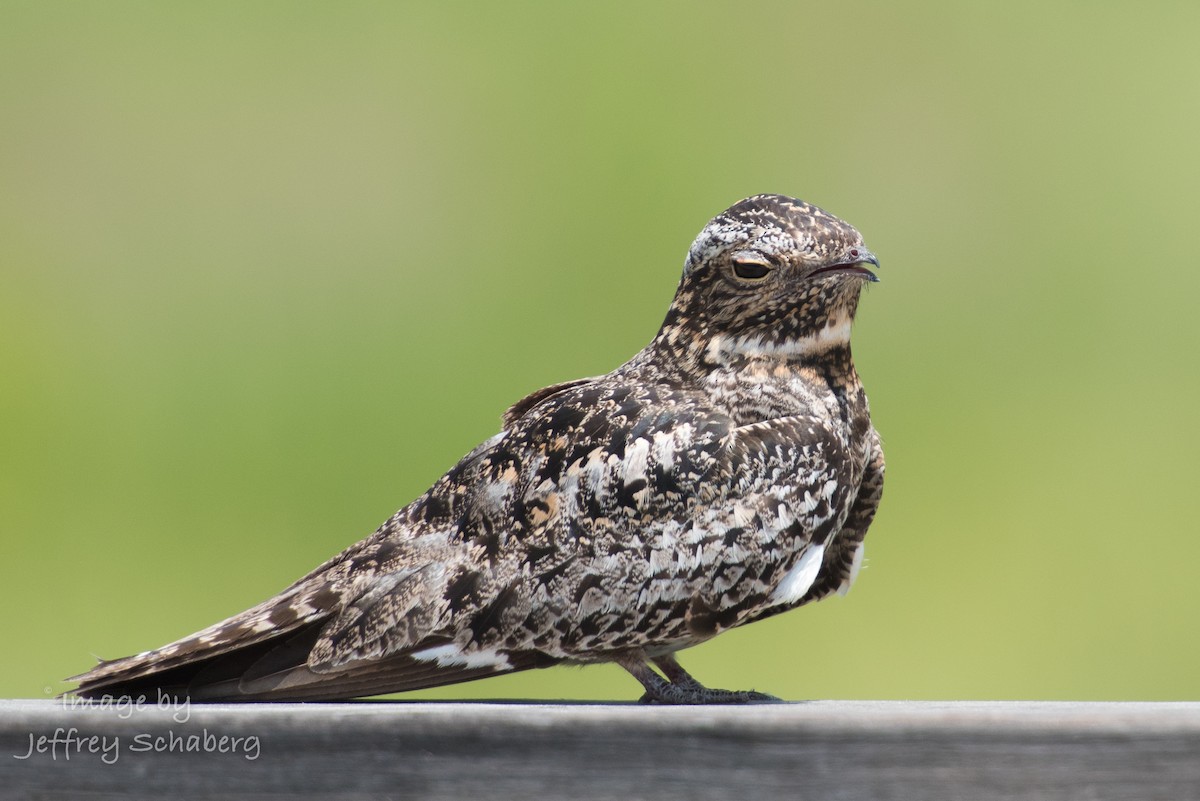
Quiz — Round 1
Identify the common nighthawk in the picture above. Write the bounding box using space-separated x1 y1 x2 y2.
70 194 884 704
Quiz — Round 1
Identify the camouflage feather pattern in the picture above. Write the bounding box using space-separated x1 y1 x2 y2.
69 194 884 704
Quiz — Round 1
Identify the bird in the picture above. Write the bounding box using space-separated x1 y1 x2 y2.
68 194 884 705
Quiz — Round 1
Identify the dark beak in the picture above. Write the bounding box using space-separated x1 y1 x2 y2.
809 247 880 282
855 248 880 282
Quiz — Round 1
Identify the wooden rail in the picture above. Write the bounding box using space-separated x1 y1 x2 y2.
3 699 1199 799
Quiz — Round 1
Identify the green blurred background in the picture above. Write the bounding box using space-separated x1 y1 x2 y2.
2 2 1197 702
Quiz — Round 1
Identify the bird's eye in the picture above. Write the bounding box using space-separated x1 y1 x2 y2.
732 260 772 280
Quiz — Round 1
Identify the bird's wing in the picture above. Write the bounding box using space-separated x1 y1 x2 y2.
279 382 732 670
654 413 863 640
66 571 343 697
502 376 604 428
809 425 884 602
709 416 879 634
723 414 860 547
67 431 524 700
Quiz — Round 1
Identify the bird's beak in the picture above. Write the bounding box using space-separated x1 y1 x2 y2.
808 247 880 282
855 248 880 283
864 248 883 282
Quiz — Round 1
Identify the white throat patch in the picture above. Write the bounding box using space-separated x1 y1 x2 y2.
708 316 851 363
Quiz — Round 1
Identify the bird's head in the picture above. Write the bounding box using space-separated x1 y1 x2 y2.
659 194 878 365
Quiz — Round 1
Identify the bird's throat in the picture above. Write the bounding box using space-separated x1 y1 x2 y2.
705 313 853 365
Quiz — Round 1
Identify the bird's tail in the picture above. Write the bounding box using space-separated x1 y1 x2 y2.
66 575 341 700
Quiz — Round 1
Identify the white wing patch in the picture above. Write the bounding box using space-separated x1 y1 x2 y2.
409 644 511 670
768 542 826 607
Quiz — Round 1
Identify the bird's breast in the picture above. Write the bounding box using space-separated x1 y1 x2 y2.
702 361 860 433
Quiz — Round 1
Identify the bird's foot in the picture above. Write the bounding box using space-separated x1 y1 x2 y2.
618 651 781 705
637 681 780 705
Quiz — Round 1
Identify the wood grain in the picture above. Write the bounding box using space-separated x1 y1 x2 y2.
3 700 1199 800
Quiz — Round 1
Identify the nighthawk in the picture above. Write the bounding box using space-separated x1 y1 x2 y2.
70 194 884 704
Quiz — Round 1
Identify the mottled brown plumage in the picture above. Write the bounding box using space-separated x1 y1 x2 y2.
69 194 884 704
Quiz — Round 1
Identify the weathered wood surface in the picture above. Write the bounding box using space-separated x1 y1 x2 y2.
3 699 1199 800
